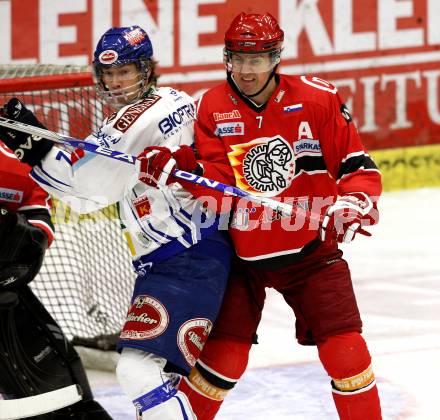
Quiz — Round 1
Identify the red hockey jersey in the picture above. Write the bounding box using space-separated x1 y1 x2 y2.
0 142 54 244
192 74 382 262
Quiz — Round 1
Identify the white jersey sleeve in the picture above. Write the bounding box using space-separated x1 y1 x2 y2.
30 87 216 261
31 87 194 212
31 142 137 213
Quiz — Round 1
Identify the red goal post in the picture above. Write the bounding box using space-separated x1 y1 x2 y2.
0 64 105 138
0 64 134 353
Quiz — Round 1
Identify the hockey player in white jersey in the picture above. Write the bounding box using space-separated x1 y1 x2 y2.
0 25 231 419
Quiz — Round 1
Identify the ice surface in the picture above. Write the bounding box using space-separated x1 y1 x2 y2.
89 187 440 419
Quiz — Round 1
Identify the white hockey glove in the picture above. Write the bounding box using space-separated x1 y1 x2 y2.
320 192 377 244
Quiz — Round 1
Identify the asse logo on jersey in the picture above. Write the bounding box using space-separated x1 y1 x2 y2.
215 122 244 137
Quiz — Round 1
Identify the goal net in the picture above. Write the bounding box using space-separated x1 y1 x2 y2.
0 65 135 350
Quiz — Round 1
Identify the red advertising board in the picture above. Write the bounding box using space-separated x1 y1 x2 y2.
1 0 440 153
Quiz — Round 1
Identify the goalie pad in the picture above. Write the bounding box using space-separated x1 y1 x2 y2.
0 209 48 289
0 286 93 402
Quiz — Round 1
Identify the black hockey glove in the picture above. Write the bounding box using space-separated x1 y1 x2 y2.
0 98 53 166
0 207 48 289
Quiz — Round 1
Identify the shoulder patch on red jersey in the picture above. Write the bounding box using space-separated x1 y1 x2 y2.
293 138 322 156
113 95 161 133
0 188 23 203
300 76 338 94
283 103 303 113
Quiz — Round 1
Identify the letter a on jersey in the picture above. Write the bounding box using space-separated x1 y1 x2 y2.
298 122 313 139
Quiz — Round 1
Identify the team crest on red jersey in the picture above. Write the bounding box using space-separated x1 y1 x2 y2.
120 295 169 340
177 318 212 367
228 136 295 196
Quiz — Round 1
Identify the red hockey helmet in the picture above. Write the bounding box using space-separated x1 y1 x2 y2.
224 13 283 73
224 12 284 53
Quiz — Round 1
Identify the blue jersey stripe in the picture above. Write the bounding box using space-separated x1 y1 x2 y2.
32 165 72 188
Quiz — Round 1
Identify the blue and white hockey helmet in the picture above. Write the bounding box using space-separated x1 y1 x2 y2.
93 26 154 107
93 25 153 67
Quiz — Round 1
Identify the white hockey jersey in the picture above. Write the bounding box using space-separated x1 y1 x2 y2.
31 87 219 263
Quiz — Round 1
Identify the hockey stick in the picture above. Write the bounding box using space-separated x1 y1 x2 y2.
0 385 82 420
0 116 375 237
0 116 137 164
0 115 316 222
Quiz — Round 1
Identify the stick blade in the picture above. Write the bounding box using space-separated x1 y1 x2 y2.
0 385 82 420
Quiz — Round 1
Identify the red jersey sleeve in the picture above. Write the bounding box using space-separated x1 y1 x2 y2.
0 143 55 246
21 183 55 246
318 90 382 200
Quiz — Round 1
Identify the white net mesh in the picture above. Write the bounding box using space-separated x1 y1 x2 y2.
0 65 135 349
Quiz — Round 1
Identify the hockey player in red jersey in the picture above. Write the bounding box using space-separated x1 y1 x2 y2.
113 12 382 419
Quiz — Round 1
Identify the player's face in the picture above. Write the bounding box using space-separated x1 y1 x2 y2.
229 53 276 100
232 68 273 97
101 63 143 105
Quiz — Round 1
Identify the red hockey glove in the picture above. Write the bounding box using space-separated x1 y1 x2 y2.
320 192 377 243
137 145 199 187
